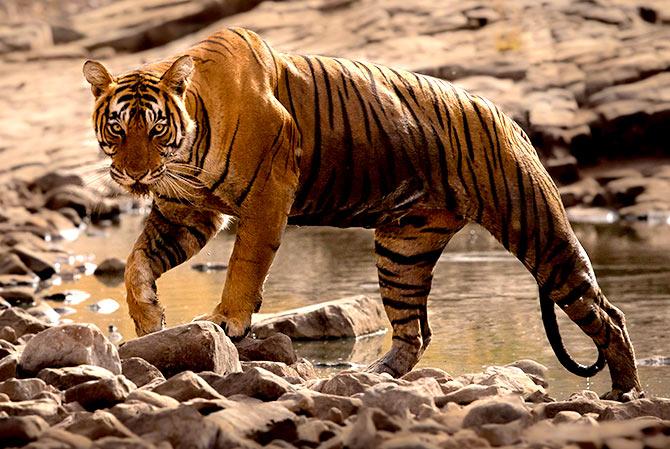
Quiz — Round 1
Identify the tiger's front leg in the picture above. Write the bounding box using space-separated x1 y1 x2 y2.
126 202 223 336
201 201 290 341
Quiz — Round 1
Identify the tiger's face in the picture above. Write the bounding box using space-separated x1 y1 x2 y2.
83 56 195 196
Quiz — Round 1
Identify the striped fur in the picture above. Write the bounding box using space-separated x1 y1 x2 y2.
83 28 642 400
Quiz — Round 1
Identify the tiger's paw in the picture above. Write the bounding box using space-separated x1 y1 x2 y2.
601 387 645 402
192 313 250 342
129 303 165 337
365 343 421 378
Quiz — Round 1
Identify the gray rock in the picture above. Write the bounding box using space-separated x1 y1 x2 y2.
402 367 452 383
0 286 36 307
64 375 136 411
210 367 295 401
20 323 121 375
296 418 338 448
462 398 530 428
208 401 298 444
0 398 66 425
541 398 608 419
65 409 136 439
505 360 548 385
29 171 84 193
0 415 49 448
124 405 221 449
152 371 224 401
38 364 116 390
478 420 523 446
125 389 180 409
118 322 240 378
28 428 94 448
0 353 19 381
312 370 392 396
0 252 34 276
10 245 58 280
94 257 126 277
43 185 100 218
121 357 165 387
251 295 387 339
600 398 670 421
356 378 442 416
91 436 161 448
464 366 545 399
236 333 297 364
279 389 362 421
436 384 503 406
0 325 17 344
241 361 304 383
0 378 52 401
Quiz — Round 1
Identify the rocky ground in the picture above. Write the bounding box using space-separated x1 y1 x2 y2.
0 306 669 449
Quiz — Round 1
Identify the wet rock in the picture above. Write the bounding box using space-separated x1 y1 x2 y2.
20 323 121 375
26 301 60 324
0 415 49 448
208 401 298 444
600 397 670 421
191 262 227 272
10 245 58 280
236 333 298 365
30 171 84 193
279 390 362 421
0 398 66 425
252 295 387 339
312 370 392 396
0 286 36 307
94 257 126 277
152 371 223 402
38 364 116 390
209 367 295 401
124 404 221 449
0 307 50 337
505 360 548 386
41 289 90 304
357 378 442 416
637 356 670 366
64 409 136 439
44 185 99 218
118 322 240 378
0 251 34 276
0 378 52 401
87 298 121 314
436 384 502 406
0 297 11 310
64 375 136 411
121 357 165 388
291 358 317 381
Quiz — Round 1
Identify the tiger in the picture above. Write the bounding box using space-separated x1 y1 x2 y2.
83 27 643 401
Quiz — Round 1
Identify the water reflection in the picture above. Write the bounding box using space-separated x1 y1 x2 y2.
52 214 670 398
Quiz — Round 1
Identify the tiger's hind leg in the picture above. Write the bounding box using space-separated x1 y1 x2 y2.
367 210 465 377
537 245 643 401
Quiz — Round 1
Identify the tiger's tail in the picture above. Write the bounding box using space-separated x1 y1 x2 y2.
540 290 606 377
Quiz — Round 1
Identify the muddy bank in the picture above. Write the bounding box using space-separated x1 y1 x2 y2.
1 309 669 449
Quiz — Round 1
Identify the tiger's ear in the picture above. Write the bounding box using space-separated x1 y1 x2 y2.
83 60 114 98
160 55 194 97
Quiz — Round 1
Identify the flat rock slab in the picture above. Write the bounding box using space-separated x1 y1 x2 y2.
19 323 121 375
251 295 388 339
118 322 241 378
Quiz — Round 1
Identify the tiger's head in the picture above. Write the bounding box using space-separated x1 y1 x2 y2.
83 56 196 196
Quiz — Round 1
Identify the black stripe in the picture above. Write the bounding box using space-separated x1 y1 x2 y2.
515 163 529 263
574 309 598 327
382 297 425 310
556 280 592 308
378 276 427 292
375 241 442 266
315 58 334 127
391 315 423 325
210 117 240 192
230 29 264 67
472 102 500 212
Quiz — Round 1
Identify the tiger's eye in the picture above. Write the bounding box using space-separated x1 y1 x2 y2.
153 124 165 134
109 123 123 134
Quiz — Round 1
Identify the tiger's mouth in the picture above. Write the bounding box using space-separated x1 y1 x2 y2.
127 182 151 196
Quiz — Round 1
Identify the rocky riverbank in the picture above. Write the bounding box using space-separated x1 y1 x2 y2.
0 308 668 449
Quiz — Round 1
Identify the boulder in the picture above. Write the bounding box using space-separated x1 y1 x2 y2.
207 401 298 444
0 353 19 381
94 257 126 277
64 375 136 411
251 295 388 339
279 389 362 421
10 245 58 280
20 323 121 375
29 171 84 193
121 357 165 387
118 322 240 378
0 286 36 307
0 398 66 425
125 389 180 409
462 366 545 399
123 405 221 449
312 370 392 396
91 436 162 448
0 252 34 276
236 333 297 364
356 378 443 416
0 378 52 401
599 398 670 421
64 410 137 439
436 384 503 406
402 367 452 383
241 361 305 383
0 415 49 448
462 397 530 428
541 398 608 419
209 367 295 401
152 371 224 402
38 364 116 390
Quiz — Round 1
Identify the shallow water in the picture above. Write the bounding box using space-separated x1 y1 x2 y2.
49 213 670 399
